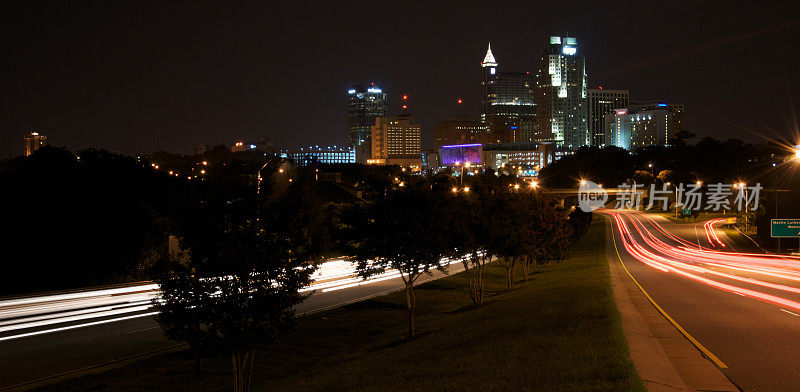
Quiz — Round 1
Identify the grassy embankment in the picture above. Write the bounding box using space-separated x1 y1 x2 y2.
38 220 643 392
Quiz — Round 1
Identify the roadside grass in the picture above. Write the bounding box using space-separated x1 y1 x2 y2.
36 220 643 392
721 226 769 253
652 211 729 224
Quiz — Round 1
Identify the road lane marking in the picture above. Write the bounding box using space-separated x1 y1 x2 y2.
610 220 729 369
780 309 800 317
125 326 159 334
0 343 187 392
0 312 159 342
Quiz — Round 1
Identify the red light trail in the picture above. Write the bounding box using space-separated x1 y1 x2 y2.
605 210 800 313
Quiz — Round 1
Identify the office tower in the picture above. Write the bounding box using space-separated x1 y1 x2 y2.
587 88 629 146
369 115 422 167
536 36 588 148
479 43 536 143
604 108 674 150
480 43 499 122
629 101 684 135
433 117 485 150
347 84 388 148
24 131 46 156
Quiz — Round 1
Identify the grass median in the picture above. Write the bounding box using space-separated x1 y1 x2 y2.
37 219 643 392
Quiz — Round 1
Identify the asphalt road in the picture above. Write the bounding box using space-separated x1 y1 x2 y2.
0 258 465 390
605 210 800 392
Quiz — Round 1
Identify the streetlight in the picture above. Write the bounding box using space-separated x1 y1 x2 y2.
737 182 749 231
458 161 471 186
463 186 470 192
665 182 680 218
530 181 538 188
648 163 654 176
514 184 520 189
452 187 458 193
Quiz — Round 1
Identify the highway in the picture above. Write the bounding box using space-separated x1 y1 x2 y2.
605 209 800 391
0 258 466 390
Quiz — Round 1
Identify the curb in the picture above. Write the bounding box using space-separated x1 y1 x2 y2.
604 217 739 392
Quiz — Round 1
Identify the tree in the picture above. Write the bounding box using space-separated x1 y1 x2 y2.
155 172 320 392
353 183 449 338
449 188 491 305
487 191 529 291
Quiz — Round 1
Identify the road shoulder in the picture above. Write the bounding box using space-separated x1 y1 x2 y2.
605 218 739 392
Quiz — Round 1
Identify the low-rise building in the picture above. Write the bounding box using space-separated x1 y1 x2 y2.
283 146 355 166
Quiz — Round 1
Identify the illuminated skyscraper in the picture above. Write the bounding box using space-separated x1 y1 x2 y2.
347 84 388 148
536 36 588 148
604 108 674 150
629 101 684 135
369 115 422 167
587 88 629 146
479 43 536 143
24 131 46 156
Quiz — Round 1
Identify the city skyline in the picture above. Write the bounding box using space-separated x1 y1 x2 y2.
2 2 800 156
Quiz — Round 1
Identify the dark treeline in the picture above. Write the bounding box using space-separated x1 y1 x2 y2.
0 147 183 294
150 159 588 391
0 147 589 297
538 136 792 189
539 135 800 248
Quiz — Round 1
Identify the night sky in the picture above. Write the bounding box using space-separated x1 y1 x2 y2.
2 1 800 156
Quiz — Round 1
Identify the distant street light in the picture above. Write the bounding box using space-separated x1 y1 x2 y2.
452 187 458 193
736 182 749 231
463 187 470 192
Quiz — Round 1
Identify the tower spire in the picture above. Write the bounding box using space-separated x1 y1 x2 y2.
481 42 497 67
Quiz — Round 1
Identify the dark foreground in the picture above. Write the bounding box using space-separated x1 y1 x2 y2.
35 220 643 392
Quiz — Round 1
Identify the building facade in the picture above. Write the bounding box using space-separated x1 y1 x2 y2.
369 115 422 167
347 84 388 148
433 117 485 150
587 88 629 146
24 131 46 156
604 108 674 150
536 36 588 148
284 146 356 166
629 101 684 135
480 43 536 143
481 142 555 175
438 142 555 176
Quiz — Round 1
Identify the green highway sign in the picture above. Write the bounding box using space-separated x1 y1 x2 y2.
771 219 800 238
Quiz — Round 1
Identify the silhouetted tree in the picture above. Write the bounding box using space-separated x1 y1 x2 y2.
353 183 449 338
